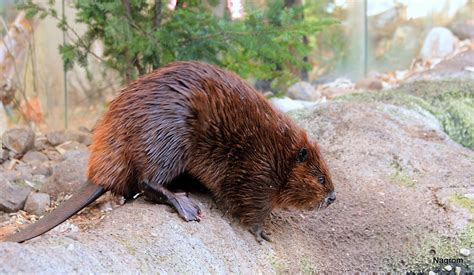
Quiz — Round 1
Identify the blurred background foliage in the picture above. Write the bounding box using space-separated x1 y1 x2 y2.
18 0 334 85
0 0 472 130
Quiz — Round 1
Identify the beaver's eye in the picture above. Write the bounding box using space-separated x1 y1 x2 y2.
318 176 325 185
297 148 308 162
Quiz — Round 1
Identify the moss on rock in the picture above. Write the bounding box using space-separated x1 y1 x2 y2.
338 80 474 149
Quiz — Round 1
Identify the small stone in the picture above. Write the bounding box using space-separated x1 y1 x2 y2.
444 265 452 271
44 150 64 162
2 126 35 155
47 129 92 146
270 97 308 113
455 266 461 275
0 147 8 163
0 180 30 212
464 193 474 200
57 141 88 152
287 81 321 101
460 248 470 256
34 137 50 151
355 78 383 90
22 151 48 164
46 130 70 146
31 162 52 176
428 271 436 275
0 211 9 223
63 149 89 160
10 162 34 182
24 192 50 216
99 201 113 212
78 126 91 133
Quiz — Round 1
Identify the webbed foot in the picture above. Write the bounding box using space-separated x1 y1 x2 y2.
250 223 271 244
172 192 203 222
141 182 203 222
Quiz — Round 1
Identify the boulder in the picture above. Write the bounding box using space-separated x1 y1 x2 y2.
0 180 30 212
22 151 48 164
34 136 50 151
287 81 321 101
451 20 474 40
355 78 383 90
24 192 50 216
420 27 455 61
2 162 34 183
40 156 88 198
46 130 92 146
2 127 35 155
270 97 317 113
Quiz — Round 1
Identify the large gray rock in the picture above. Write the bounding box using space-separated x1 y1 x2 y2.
270 97 318 113
287 81 321 101
40 156 88 198
0 180 30 212
63 149 90 160
33 136 50 151
24 192 50 216
31 162 52 177
2 127 35 155
0 198 272 274
451 20 474 40
22 151 48 164
46 130 92 146
43 149 64 162
2 163 34 183
420 27 455 60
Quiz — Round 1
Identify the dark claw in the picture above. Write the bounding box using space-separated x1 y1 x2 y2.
250 224 272 244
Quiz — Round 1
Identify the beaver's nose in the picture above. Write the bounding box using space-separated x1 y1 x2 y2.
327 191 336 204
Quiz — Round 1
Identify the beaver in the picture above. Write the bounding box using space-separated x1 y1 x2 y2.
3 61 336 243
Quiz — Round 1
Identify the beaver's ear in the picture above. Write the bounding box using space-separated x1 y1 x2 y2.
297 148 308 162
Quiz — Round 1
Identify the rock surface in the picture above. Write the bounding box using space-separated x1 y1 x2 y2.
420 27 456 61
22 151 48 164
0 92 473 273
355 78 383 90
287 81 321 101
46 130 92 147
451 20 474 40
416 49 474 80
2 127 35 155
0 181 30 213
24 193 50 216
270 97 318 113
40 156 88 199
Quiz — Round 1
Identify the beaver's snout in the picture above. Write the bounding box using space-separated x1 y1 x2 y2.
325 191 336 205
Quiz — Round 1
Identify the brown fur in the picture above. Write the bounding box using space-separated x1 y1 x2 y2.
88 61 335 227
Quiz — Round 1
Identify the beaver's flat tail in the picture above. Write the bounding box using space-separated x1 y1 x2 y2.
2 181 106 243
